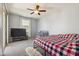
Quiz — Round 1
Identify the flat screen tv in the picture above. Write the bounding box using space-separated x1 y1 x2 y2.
11 28 26 37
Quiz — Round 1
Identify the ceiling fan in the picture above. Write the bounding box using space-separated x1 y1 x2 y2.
27 5 46 15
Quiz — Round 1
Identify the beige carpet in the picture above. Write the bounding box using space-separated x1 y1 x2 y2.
4 39 33 56
0 47 2 56
0 42 3 56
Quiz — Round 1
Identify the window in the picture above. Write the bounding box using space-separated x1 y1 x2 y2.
22 20 30 26
21 19 31 37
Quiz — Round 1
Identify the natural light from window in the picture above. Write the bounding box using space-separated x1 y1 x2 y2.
22 19 31 37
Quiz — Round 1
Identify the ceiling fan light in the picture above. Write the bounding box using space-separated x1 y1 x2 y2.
34 10 39 14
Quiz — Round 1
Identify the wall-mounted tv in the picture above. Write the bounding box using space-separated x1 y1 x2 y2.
11 28 26 37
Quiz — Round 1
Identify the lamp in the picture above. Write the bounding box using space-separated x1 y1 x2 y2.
34 10 39 14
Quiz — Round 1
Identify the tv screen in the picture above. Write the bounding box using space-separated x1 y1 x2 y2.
11 28 26 37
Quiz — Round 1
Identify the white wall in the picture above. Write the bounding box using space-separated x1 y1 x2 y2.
0 4 3 55
8 13 38 38
9 14 20 28
0 4 3 47
38 5 79 35
0 14 3 46
0 11 3 56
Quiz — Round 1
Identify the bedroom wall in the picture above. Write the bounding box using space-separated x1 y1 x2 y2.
0 3 2 46
0 13 2 55
0 7 2 56
8 13 38 38
38 5 79 35
0 12 3 46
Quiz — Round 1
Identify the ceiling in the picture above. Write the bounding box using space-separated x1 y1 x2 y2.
6 3 79 18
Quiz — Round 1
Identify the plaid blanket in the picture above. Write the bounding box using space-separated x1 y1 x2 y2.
52 40 79 56
34 34 79 56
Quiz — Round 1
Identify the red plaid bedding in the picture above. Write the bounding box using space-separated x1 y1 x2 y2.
34 34 79 56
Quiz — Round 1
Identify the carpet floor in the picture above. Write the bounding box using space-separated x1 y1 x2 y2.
4 39 33 56
0 47 2 56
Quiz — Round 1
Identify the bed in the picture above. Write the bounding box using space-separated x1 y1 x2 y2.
33 34 79 56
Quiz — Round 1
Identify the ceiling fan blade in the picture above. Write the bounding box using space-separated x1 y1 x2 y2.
39 10 46 12
27 8 33 11
30 12 34 14
38 13 40 15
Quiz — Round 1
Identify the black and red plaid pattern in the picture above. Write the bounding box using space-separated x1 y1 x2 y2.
50 44 76 56
55 34 75 45
52 42 79 56
44 34 75 56
34 34 79 56
69 34 79 43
